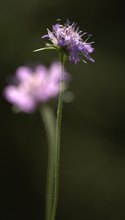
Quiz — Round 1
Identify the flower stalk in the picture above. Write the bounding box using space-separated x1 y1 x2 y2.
40 52 66 220
40 105 56 220
51 52 66 220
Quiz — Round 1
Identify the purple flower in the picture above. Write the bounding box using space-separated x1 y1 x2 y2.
4 62 68 112
42 20 95 64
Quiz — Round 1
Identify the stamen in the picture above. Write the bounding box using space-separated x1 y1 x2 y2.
84 34 92 42
56 18 61 23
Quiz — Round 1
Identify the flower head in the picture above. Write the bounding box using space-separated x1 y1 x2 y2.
4 62 68 112
42 20 95 64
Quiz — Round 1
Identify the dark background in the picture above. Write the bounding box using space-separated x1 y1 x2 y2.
0 0 125 219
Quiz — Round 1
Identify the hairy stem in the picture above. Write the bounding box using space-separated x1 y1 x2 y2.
51 53 66 220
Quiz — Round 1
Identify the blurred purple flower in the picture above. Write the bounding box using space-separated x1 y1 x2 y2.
42 20 95 64
4 62 68 112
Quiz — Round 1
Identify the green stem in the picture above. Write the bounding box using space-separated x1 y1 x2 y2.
40 105 56 220
51 52 66 220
